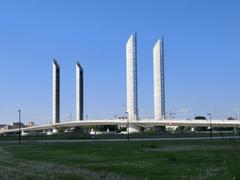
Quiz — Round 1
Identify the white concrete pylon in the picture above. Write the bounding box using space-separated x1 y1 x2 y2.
52 60 60 124
126 33 139 121
153 38 166 120
76 62 84 121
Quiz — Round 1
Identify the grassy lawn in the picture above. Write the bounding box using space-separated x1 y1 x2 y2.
0 139 240 179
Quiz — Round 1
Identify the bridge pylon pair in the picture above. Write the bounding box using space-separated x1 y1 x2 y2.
52 60 84 125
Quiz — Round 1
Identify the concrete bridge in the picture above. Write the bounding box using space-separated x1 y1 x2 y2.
1 119 240 134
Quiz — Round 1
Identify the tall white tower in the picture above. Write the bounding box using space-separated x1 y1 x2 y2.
52 60 60 124
153 38 166 120
126 33 139 121
76 62 84 121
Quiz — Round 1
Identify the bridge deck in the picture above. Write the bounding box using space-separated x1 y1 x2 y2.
1 119 240 134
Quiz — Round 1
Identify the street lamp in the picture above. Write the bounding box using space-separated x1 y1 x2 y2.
207 113 213 140
18 109 21 144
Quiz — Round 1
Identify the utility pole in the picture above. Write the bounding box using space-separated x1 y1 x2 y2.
207 113 212 140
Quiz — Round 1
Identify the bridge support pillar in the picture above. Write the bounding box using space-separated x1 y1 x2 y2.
52 60 60 124
76 62 84 121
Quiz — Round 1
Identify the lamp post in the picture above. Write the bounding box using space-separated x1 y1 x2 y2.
18 109 21 144
207 113 212 140
236 107 240 120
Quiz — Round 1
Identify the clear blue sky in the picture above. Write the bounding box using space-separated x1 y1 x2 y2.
0 0 240 124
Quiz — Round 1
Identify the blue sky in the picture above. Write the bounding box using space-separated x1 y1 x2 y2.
0 0 240 124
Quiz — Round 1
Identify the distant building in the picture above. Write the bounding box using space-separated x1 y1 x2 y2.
2 125 13 130
12 122 25 129
26 121 35 127
0 124 6 131
0 124 6 128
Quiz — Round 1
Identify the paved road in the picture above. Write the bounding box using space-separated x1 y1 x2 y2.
1 136 240 145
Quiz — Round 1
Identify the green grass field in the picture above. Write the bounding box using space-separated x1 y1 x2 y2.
0 139 240 179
